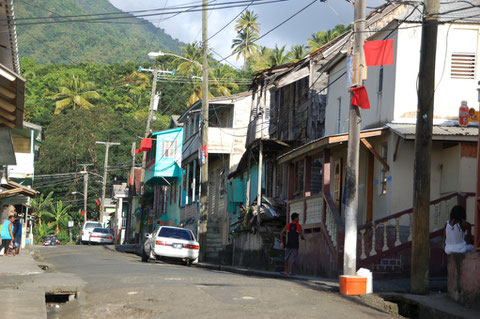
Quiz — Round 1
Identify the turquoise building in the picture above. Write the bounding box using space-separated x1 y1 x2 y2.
145 127 185 226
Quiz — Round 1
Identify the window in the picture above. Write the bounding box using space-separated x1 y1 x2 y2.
310 156 323 194
163 140 176 158
451 53 476 79
337 97 342 134
380 144 388 195
157 227 193 240
378 66 384 93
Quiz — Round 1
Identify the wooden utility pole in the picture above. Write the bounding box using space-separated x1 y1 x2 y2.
343 0 365 277
411 0 439 295
141 69 159 195
257 80 267 221
199 0 209 261
78 163 92 224
96 141 120 225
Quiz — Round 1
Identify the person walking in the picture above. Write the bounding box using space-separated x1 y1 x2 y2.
1 215 16 256
280 212 305 275
13 215 22 255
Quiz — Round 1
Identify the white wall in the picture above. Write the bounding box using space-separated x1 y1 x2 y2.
8 152 34 179
325 22 480 135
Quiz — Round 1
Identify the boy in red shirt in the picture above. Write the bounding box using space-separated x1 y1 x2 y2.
280 213 304 275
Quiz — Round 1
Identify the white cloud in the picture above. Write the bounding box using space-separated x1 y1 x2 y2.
109 0 385 68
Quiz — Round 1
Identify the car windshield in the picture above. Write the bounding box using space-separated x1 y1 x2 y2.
85 222 102 229
92 228 110 234
158 228 193 241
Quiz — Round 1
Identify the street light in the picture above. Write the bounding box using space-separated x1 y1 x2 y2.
71 191 84 196
148 51 203 70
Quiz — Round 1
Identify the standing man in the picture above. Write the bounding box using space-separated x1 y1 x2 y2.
280 212 304 275
13 214 22 255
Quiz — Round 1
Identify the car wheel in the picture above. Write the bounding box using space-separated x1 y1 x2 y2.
141 248 149 262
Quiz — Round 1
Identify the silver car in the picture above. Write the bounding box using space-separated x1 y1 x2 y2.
88 228 114 245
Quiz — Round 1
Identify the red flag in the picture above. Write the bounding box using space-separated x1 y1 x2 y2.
139 138 153 152
135 148 141 154
202 144 208 158
351 86 370 109
81 210 85 216
364 39 393 66
95 199 100 206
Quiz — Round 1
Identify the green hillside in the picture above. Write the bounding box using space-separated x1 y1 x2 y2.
14 0 183 64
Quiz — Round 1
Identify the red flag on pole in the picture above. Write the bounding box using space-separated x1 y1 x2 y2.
202 144 208 158
351 86 371 109
364 39 394 66
95 199 100 206
81 210 85 216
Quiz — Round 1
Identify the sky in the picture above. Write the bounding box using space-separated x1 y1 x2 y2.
109 0 385 68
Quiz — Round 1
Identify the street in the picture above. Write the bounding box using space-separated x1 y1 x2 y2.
35 246 396 319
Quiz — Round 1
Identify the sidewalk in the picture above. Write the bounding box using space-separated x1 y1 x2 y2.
114 243 480 319
0 248 47 319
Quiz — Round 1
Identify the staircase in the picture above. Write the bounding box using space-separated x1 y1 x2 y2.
206 220 223 262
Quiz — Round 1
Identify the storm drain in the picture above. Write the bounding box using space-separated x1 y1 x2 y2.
45 292 76 303
382 295 418 319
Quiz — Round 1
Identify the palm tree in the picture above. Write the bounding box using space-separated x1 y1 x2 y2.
267 45 291 67
234 9 261 33
44 201 72 234
30 191 54 227
210 66 240 97
53 75 101 114
307 30 339 52
231 29 260 65
176 42 203 76
290 44 307 61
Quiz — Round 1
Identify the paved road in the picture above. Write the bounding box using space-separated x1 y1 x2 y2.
36 245 396 319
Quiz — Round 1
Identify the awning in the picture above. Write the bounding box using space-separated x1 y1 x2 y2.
388 123 478 141
0 63 25 129
277 127 388 164
0 180 39 199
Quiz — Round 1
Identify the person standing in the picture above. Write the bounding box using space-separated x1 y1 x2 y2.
1 215 16 256
280 212 305 275
13 215 22 255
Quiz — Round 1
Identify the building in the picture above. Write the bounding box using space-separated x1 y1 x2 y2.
144 127 185 227
178 92 251 262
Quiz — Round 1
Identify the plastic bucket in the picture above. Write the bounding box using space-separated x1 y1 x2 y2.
339 275 367 295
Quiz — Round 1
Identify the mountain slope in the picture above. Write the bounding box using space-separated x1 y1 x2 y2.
14 0 184 64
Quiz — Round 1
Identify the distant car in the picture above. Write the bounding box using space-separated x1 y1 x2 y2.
80 221 103 245
88 228 113 245
43 235 60 246
142 226 199 265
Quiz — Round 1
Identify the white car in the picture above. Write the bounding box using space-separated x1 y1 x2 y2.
80 221 103 245
88 228 113 245
142 226 199 265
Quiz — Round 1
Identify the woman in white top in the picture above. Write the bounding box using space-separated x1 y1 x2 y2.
444 205 474 254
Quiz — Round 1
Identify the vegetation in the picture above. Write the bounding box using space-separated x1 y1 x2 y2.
14 0 184 64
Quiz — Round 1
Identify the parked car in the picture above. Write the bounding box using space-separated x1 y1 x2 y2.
88 228 113 245
43 235 60 246
142 226 199 265
80 221 103 245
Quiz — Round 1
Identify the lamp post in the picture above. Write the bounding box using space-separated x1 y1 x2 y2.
147 51 203 71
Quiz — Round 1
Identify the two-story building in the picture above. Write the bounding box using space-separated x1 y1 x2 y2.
272 0 479 277
178 92 251 262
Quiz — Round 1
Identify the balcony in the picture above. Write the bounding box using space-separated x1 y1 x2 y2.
182 127 235 161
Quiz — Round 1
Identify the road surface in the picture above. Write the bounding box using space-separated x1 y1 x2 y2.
35 245 397 319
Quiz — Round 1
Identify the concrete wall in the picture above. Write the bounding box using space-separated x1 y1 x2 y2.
448 252 480 309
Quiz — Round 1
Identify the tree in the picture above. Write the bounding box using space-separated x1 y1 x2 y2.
44 201 72 234
30 191 54 227
267 45 291 67
307 24 350 53
234 9 261 33
210 65 240 97
53 75 101 114
232 10 261 68
176 42 203 76
290 44 307 61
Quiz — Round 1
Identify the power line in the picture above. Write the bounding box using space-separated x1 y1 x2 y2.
4 0 289 27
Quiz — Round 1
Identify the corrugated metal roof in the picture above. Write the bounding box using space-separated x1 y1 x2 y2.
388 123 478 139
400 0 480 23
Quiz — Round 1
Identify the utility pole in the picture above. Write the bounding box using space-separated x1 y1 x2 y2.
257 80 267 221
343 0 365 277
199 0 209 261
78 163 92 224
96 141 120 225
411 0 439 295
140 69 159 195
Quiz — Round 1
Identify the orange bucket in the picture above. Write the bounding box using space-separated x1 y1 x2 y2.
339 275 367 295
